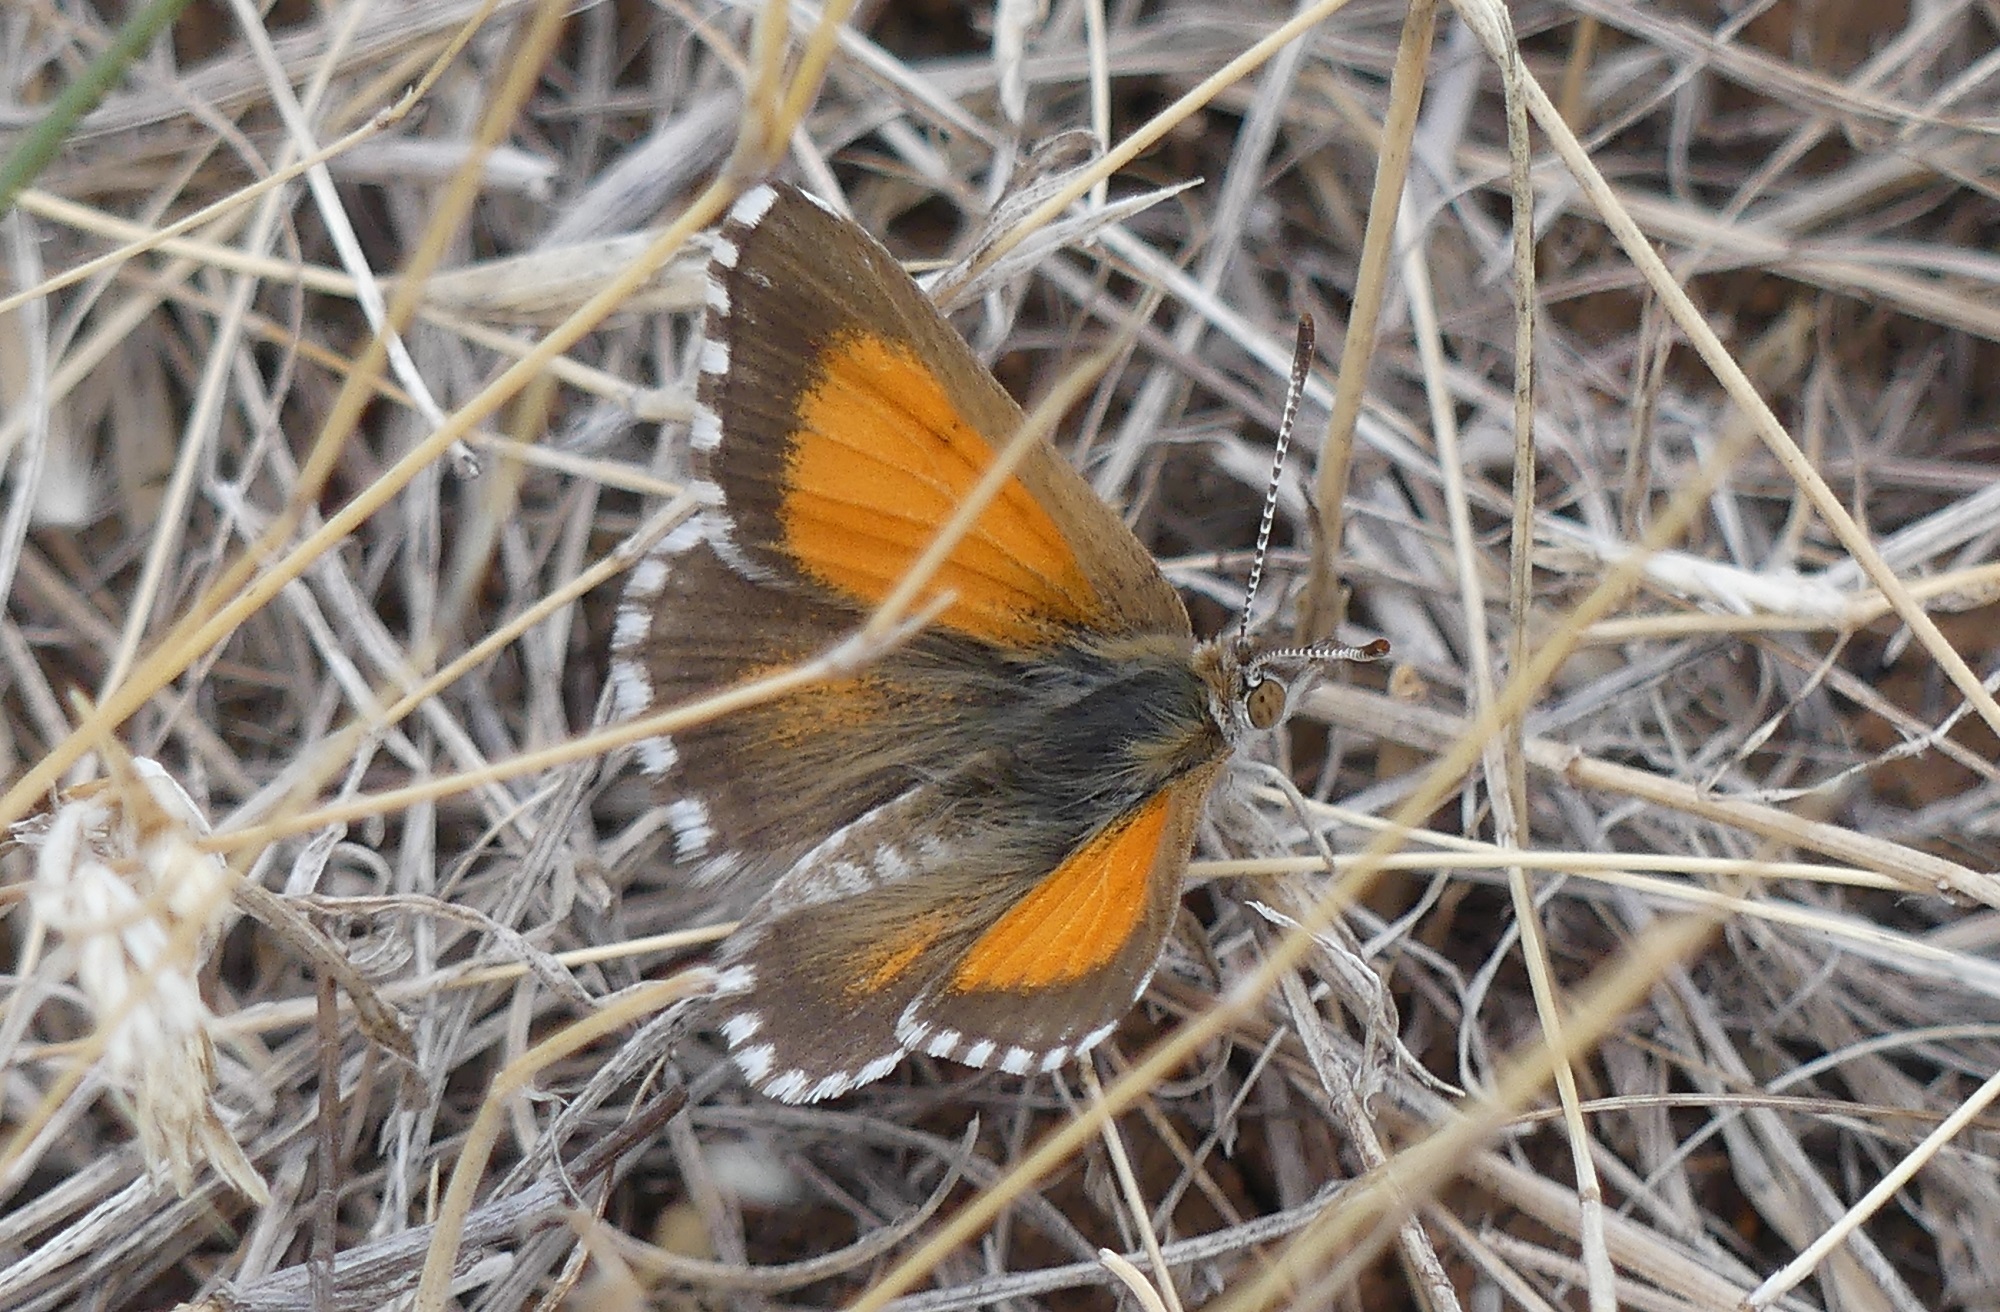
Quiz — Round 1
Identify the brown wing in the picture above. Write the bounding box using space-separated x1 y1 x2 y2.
609 181 1192 892
711 764 1220 1103
691 182 1190 645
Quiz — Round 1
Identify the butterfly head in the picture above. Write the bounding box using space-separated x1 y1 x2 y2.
1200 633 1393 743
1194 313 1388 744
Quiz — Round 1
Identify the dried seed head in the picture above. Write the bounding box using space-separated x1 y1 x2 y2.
18 759 268 1204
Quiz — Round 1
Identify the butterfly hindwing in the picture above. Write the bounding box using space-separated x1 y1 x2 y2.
897 766 1221 1074
611 536 948 887
714 765 1220 1102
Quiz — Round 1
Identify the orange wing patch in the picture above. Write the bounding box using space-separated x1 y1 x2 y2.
949 792 1175 994
850 907 958 996
781 331 1103 645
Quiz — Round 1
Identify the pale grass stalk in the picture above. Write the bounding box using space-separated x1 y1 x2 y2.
1098 1248 1173 1312
1078 1061 1182 1312
1301 0 1435 638
1745 1062 2000 1310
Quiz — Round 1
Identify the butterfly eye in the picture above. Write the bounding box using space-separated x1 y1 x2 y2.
1245 675 1288 730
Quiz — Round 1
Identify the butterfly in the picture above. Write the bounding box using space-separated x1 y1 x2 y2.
609 182 1383 1102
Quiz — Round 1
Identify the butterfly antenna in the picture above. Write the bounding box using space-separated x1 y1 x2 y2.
1237 316 1317 650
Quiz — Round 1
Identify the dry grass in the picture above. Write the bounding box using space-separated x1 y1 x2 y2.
4 0 2000 1308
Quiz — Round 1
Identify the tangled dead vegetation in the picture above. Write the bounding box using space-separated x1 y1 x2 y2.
4 1 2000 1309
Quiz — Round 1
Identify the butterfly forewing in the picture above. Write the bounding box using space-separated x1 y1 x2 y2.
694 185 1189 643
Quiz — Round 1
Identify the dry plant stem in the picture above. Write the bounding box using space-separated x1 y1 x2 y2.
1456 1153 1767 1308
1299 0 1435 642
214 921 734 1041
0 0 572 820
1097 1043 1250 1234
605 1134 968 1291
1094 228 1334 402
434 380 542 678
1311 682 1990 907
1216 912 1722 1312
224 0 469 460
228 881 414 1063
412 303 666 413
1077 1062 1182 1312
1098 1248 1173 1312
0 218 52 635
1487 0 1537 828
1083 0 1111 210
1747 633 2000 791
367 492 700 740
1554 17 1600 129
0 98 414 318
955 0 1362 287
1203 844 1897 894
1401 86 1591 1302
411 974 710 1312
0 612 74 789
720 0 989 158
731 0 862 182
803 1187 1337 1310
1570 0 1944 131
1665 980 1921 1306
217 1096 685 1312
206 597 933 849
11 0 501 142
1270 948 1460 1312
6 190 661 419
100 0 368 697
134 2 587 843
1424 1211 1565 1312
1583 553 2000 640
0 0 195 212
1514 53 2000 742
311 977 340 1306
1261 845 1984 979
0 237 219 472
1746 1062 2000 1309
1454 1245 1617 1312
1092 0 1317 500
564 1210 643 1309
0 0 717 834
1393 13 1607 1304
854 334 1764 1312
1453 2 1617 1306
